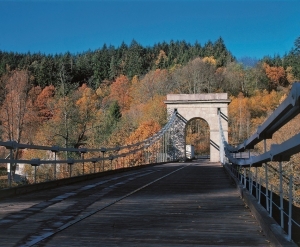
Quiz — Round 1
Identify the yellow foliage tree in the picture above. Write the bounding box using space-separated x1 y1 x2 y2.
202 56 217 66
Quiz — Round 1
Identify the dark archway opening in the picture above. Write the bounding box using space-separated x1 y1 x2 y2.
185 118 210 159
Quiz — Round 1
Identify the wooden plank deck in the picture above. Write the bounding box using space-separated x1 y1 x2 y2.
0 161 270 246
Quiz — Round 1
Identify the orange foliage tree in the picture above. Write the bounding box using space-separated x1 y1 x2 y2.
228 93 250 144
263 63 286 91
124 120 161 167
186 118 210 156
35 85 56 121
140 95 167 126
126 120 161 144
110 75 132 112
75 84 101 148
229 90 283 145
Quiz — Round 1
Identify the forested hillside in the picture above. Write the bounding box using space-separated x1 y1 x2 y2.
0 38 233 89
0 36 299 161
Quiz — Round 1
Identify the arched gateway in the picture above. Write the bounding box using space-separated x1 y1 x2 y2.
165 93 230 162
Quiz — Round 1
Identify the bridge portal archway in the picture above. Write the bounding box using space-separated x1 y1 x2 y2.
185 118 210 159
165 93 230 162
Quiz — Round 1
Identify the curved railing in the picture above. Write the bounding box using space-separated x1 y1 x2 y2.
219 82 300 242
219 82 300 167
1 110 183 188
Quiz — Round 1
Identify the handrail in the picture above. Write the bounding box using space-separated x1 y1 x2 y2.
2 110 178 156
235 82 300 152
1 109 184 189
219 82 300 167
219 82 300 243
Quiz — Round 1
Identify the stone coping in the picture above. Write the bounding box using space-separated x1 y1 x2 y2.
166 93 229 101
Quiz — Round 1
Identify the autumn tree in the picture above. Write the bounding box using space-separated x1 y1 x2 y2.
186 118 210 156
202 56 217 66
132 69 171 104
110 75 131 112
140 95 167 126
228 90 283 145
124 120 161 166
0 70 33 143
172 57 218 94
228 93 251 144
263 63 287 91
73 84 101 148
23 86 42 144
126 120 161 144
0 69 34 176
34 65 80 158
222 62 245 96
35 85 56 121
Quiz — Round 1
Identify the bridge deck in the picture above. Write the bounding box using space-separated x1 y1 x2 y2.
0 161 270 246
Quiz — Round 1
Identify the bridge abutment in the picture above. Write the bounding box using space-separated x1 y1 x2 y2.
165 93 230 162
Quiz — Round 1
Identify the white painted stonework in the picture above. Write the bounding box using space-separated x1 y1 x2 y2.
165 93 230 162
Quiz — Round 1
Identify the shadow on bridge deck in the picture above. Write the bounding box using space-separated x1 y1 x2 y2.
0 160 290 246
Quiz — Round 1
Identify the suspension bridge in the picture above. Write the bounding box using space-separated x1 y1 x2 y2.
1 83 300 246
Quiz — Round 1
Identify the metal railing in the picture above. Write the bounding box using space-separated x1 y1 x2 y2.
224 163 300 242
219 82 300 243
1 110 184 189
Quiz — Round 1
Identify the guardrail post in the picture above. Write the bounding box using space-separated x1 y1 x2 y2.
54 152 57 179
279 161 284 229
67 159 74 178
144 144 148 164
249 167 253 195
34 166 37 183
31 159 40 184
244 168 246 189
258 178 262 204
92 158 97 173
264 139 269 212
100 148 106 172
51 146 59 180
6 141 17 188
109 155 113 170
79 148 87 175
9 148 13 187
255 167 258 199
269 184 273 217
162 133 165 162
122 154 125 168
288 175 293 241
265 163 269 212
115 146 120 169
166 131 169 161
82 152 85 174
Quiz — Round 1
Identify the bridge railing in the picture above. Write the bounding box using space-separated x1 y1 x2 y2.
219 82 300 243
0 110 182 189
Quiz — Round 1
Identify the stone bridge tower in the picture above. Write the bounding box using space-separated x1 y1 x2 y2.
165 93 230 162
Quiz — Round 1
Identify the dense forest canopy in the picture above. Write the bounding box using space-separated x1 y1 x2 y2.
0 36 299 162
0 38 234 89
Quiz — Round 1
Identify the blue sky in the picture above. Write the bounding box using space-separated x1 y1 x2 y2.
0 0 299 59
